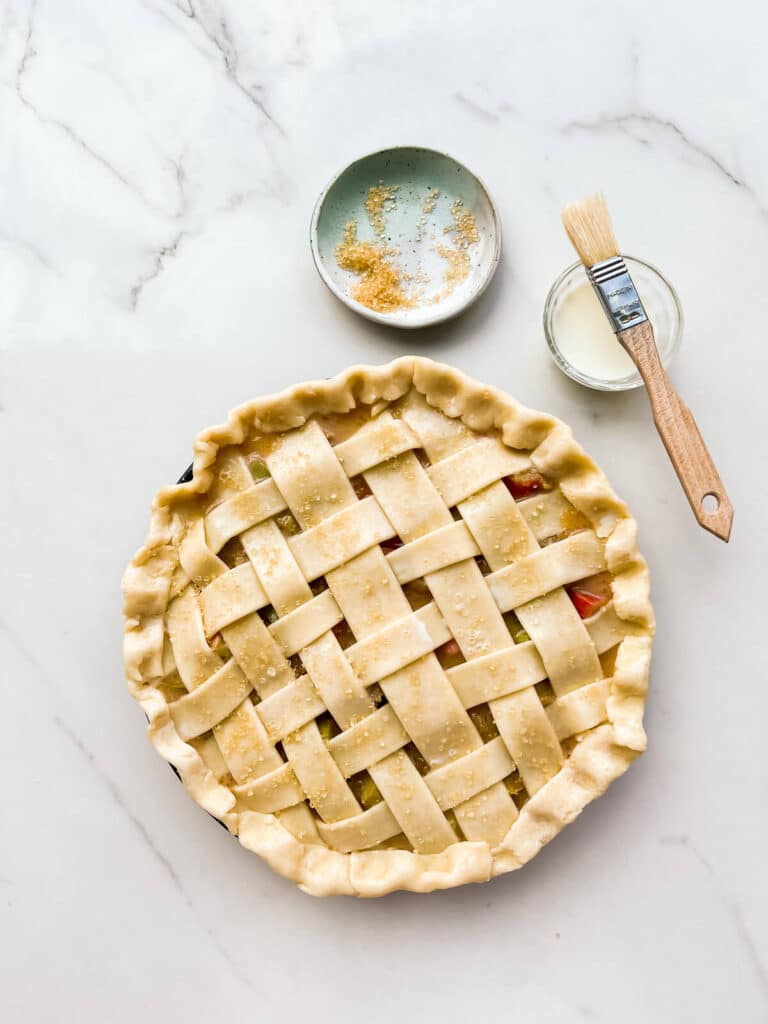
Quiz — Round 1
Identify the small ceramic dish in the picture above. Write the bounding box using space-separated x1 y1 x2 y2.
310 146 502 329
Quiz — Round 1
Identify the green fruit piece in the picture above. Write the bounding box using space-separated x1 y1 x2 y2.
359 775 382 809
209 633 232 660
504 772 524 796
277 512 301 536
317 715 336 742
249 458 270 480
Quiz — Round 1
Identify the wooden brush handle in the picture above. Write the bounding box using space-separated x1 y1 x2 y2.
618 321 733 542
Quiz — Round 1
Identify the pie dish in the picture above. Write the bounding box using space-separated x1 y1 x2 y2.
122 357 653 897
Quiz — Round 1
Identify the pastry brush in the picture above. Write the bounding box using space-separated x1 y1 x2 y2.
561 194 733 542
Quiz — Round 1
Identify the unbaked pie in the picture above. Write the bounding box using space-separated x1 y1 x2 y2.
122 358 653 896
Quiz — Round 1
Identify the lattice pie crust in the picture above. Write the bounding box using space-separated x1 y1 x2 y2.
122 358 653 896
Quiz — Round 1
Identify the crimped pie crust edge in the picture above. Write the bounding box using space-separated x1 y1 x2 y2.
122 356 654 897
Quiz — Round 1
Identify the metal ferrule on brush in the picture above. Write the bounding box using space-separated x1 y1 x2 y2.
587 256 648 333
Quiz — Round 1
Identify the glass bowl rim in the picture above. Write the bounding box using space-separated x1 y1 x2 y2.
543 254 684 392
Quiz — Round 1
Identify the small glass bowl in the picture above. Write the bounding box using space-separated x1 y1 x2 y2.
543 255 684 391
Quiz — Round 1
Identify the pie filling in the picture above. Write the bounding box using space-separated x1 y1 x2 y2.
160 393 637 858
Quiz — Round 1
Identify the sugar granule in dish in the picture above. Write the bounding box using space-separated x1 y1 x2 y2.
436 244 471 293
365 182 399 236
415 188 440 241
446 198 480 248
430 199 479 299
335 221 415 313
423 188 440 214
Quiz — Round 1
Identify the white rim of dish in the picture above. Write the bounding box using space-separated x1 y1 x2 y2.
309 145 503 329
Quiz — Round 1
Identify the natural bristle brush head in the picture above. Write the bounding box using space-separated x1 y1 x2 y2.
562 194 619 267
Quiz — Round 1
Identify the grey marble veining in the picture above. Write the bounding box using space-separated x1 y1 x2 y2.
1 2 766 1021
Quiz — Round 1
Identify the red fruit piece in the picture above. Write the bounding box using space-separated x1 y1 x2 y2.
435 638 463 668
381 535 403 552
568 586 609 619
441 639 461 656
504 469 547 500
352 476 372 499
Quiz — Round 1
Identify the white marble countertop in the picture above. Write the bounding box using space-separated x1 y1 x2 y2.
2 1 767 1020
